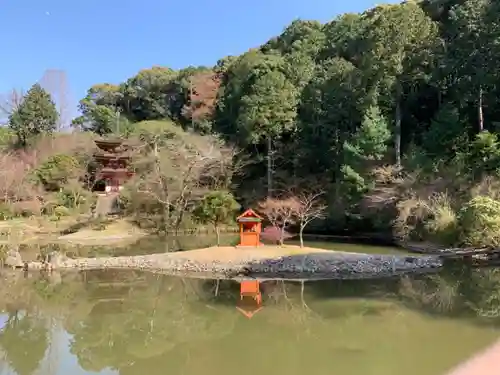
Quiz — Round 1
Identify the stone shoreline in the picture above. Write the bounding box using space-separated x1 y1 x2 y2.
12 249 444 280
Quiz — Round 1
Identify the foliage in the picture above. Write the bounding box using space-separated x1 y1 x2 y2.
2 0 500 243
54 205 71 217
8 84 58 146
458 196 500 247
258 197 299 245
0 313 49 375
31 154 80 191
0 203 14 220
193 191 240 227
193 191 240 244
422 104 469 158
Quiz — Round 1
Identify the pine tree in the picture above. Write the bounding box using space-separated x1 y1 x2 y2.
342 105 391 195
423 103 469 158
344 105 391 164
8 84 58 146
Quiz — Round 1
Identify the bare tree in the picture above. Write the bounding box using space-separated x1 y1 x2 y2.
293 192 327 248
181 72 221 128
133 122 237 233
258 197 299 245
0 89 24 123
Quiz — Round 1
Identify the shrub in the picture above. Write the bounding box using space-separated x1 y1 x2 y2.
424 194 459 245
56 186 89 209
31 154 80 191
394 192 459 245
54 206 70 217
0 204 14 220
11 200 42 217
457 196 500 247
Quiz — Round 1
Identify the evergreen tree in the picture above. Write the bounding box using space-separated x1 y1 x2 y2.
344 105 391 162
342 105 391 195
423 103 469 158
8 84 58 146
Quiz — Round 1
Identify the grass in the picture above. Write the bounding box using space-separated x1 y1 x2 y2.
56 219 146 246
0 215 146 247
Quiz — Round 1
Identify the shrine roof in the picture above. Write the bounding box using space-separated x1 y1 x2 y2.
236 209 263 222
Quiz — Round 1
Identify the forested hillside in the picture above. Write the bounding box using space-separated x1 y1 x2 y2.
3 0 500 246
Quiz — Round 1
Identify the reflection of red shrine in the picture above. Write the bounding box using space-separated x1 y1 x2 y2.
236 209 263 247
236 280 263 318
94 139 134 194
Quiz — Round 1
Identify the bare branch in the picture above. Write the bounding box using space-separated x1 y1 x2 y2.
258 197 299 245
292 191 327 247
0 88 24 123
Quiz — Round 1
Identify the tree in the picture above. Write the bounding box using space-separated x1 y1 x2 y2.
181 71 221 133
121 66 178 122
129 120 236 233
31 154 80 191
0 88 24 124
293 192 327 247
73 83 128 135
193 191 240 245
258 197 298 245
445 0 498 132
362 3 439 165
422 103 469 158
8 84 58 147
344 105 391 163
236 69 298 145
297 57 364 180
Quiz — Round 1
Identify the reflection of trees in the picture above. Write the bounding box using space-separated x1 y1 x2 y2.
60 272 237 373
396 264 500 322
2 265 500 374
0 311 49 375
465 268 500 320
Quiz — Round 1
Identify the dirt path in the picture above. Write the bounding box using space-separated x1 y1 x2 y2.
165 245 331 263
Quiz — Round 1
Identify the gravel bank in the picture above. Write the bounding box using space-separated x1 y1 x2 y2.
19 247 444 280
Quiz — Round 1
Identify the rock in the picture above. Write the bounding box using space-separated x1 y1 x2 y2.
5 249 23 268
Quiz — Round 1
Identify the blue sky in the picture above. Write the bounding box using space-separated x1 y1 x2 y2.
0 0 397 117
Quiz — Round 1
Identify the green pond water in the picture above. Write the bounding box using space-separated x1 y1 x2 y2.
0 239 500 375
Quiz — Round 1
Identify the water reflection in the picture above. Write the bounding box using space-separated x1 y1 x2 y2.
236 280 263 318
0 266 499 374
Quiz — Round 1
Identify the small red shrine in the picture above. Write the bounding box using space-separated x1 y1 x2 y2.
236 209 263 247
94 138 134 194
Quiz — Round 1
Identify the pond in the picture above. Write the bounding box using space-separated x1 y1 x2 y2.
0 240 499 375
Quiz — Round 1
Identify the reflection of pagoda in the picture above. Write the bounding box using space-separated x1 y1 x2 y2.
94 138 134 194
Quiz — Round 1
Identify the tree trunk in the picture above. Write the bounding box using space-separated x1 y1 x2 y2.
279 221 287 246
267 135 273 197
215 225 220 246
154 142 170 232
478 86 484 132
299 225 305 248
394 83 402 167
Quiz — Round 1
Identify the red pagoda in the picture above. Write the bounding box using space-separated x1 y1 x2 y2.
94 138 133 194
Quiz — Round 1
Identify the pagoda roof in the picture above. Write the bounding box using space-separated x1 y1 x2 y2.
99 168 132 174
94 152 132 160
95 138 126 151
